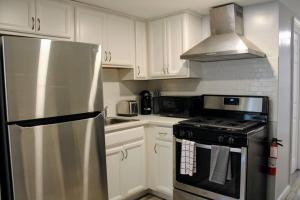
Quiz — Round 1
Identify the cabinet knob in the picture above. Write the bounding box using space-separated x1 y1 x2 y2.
137 66 141 75
31 17 35 30
104 51 108 62
109 51 112 62
121 150 125 161
154 144 158 154
37 18 41 31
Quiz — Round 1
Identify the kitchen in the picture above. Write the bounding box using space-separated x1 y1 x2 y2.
0 0 298 200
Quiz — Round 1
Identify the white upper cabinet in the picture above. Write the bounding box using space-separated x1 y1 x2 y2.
148 18 165 77
135 21 148 79
0 0 35 33
36 0 73 38
148 13 202 78
75 7 105 45
0 0 73 38
104 14 135 67
166 14 188 76
75 6 135 67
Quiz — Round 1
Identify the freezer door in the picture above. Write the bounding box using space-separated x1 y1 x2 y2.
1 36 103 122
8 114 108 200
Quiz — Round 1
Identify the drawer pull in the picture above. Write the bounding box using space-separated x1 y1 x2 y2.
159 132 168 136
154 144 158 154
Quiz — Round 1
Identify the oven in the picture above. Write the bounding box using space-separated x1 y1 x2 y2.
173 138 247 200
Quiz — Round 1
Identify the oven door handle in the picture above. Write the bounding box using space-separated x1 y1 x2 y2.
175 138 242 153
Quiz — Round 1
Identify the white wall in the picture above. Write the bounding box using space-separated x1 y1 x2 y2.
102 68 147 116
148 2 279 121
275 2 298 199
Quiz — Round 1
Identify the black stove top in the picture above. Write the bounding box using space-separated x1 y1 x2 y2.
179 117 262 132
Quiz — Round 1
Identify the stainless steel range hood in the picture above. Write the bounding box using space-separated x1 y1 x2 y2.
180 3 266 62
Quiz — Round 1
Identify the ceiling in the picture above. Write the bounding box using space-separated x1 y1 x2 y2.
74 0 275 19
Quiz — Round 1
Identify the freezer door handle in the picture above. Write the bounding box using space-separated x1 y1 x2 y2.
12 111 101 127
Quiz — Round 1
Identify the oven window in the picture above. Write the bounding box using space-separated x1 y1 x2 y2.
175 142 241 198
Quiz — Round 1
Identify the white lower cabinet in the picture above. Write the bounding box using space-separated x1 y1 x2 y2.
154 140 173 196
122 141 146 197
106 125 173 200
147 125 173 198
106 146 123 200
106 126 146 200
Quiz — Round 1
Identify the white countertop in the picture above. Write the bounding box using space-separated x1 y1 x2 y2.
104 114 187 133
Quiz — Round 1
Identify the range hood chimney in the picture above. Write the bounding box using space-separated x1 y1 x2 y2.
180 3 266 62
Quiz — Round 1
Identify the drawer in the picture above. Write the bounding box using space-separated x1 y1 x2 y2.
154 126 173 141
105 126 145 148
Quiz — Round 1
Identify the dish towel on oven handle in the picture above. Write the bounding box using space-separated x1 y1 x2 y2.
209 145 232 185
180 139 196 176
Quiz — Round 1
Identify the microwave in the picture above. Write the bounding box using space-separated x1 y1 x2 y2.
153 96 202 118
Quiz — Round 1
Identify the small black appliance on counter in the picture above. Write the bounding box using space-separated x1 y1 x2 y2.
140 90 152 115
153 96 202 118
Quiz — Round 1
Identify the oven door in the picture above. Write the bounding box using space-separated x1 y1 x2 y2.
174 138 247 200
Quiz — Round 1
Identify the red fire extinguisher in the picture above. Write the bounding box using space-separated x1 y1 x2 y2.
268 138 283 176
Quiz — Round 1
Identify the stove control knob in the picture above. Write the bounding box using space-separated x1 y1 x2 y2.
188 131 194 138
179 130 185 137
228 137 235 145
218 136 224 143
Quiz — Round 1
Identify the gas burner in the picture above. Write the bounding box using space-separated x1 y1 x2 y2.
179 117 261 131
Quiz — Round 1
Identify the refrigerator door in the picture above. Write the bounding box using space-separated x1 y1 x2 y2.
8 114 108 200
1 36 103 122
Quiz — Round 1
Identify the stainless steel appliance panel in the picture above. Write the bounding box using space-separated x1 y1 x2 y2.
2 36 103 122
203 96 263 113
8 114 108 200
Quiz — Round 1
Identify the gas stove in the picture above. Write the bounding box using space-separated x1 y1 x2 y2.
173 95 269 146
173 95 269 200
179 117 263 132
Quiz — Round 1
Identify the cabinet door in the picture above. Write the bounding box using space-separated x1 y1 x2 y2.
36 0 73 38
148 19 165 77
165 14 187 76
0 0 35 33
135 21 147 79
122 140 146 197
105 14 135 67
154 140 173 196
75 7 105 45
106 146 124 200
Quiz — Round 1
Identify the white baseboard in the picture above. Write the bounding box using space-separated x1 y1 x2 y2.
277 185 291 200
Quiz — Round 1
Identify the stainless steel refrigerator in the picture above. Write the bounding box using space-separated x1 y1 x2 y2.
0 36 108 200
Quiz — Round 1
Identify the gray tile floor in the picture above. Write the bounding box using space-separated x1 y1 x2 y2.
138 194 164 200
287 170 300 200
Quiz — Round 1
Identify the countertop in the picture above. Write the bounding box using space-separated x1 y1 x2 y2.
104 114 187 133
